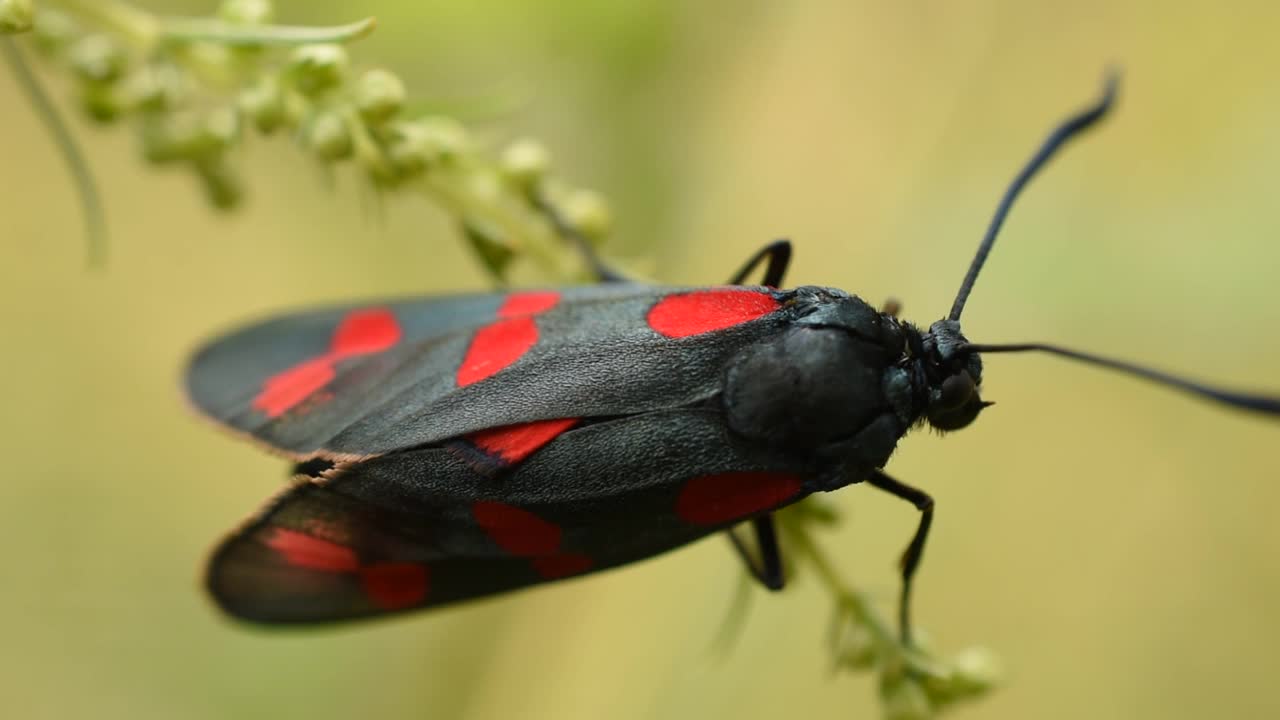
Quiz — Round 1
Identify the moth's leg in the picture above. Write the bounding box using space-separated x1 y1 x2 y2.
530 188 629 283
725 513 785 590
727 239 792 287
866 469 934 645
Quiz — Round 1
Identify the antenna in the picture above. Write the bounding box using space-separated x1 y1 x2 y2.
962 342 1280 418
949 73 1119 322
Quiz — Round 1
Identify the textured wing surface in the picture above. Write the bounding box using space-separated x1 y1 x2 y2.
187 284 792 457
208 409 813 623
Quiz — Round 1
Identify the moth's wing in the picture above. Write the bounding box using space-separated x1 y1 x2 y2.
208 409 813 624
186 284 792 458
186 285 645 455
208 481 437 623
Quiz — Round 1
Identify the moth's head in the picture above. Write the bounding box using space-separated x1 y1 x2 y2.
921 319 990 432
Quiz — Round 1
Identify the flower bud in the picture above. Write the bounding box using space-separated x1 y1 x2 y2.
238 76 286 133
124 63 188 114
202 107 241 152
140 115 197 164
288 44 348 96
0 0 34 34
880 675 933 720
79 83 121 124
354 69 405 125
462 219 515 281
500 138 551 190
946 646 1001 697
218 0 274 25
70 34 127 84
385 116 467 174
196 158 243 210
32 10 78 55
308 112 352 161
562 189 611 242
831 618 878 670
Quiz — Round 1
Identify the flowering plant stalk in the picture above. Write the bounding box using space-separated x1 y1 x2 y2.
1 2 998 716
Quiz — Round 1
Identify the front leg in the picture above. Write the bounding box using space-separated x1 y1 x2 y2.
866 469 935 646
727 240 792 287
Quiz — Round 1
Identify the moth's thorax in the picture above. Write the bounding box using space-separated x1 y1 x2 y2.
721 289 912 472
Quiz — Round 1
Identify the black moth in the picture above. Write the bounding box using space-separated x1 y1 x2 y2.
187 75 1279 640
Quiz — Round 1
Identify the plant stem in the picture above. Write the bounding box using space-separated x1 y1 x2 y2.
48 0 158 47
780 513 899 652
159 16 377 47
1 36 105 266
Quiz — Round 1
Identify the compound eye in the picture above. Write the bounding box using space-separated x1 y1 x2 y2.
936 371 976 411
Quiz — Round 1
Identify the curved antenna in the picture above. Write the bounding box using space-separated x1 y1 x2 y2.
949 73 1118 321
961 342 1280 418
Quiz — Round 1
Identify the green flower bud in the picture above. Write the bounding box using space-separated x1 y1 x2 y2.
308 112 352 161
139 110 238 165
500 138 551 190
385 124 430 174
218 0 274 25
830 618 878 670
562 189 611 242
354 69 406 125
945 646 1001 697
0 0 34 34
468 171 502 205
79 82 122 124
70 35 127 84
880 676 933 720
462 219 515 282
385 116 468 174
123 63 188 114
32 10 78 56
140 116 199 165
419 116 468 157
196 158 243 210
202 107 242 152
287 44 349 96
238 76 286 133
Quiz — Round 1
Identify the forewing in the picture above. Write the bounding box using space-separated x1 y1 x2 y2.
187 284 793 458
208 409 816 624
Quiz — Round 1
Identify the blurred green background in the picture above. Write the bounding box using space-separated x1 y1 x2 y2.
3 1 1279 718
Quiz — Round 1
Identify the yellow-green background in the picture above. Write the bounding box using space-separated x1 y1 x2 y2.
3 2 1279 718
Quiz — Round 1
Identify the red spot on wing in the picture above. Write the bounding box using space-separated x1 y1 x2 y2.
266 529 432 608
455 317 539 387
466 418 579 464
253 308 402 417
472 501 562 556
359 562 429 610
253 359 336 419
472 501 595 580
498 291 561 317
647 289 780 339
675 472 804 526
532 553 593 579
456 291 562 387
330 309 402 353
265 528 358 571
